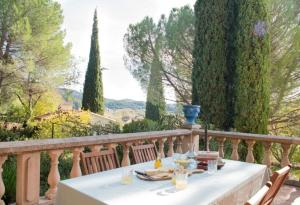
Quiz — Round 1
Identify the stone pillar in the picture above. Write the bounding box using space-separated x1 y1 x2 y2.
158 138 166 158
262 142 272 167
175 136 184 154
281 143 291 167
231 139 240 160
45 150 63 200
167 137 176 157
90 145 102 153
150 139 158 151
181 124 201 153
217 137 226 158
70 148 83 178
121 143 131 167
107 143 117 150
16 152 40 205
246 140 255 163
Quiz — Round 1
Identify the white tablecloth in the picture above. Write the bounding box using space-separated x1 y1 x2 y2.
55 159 269 205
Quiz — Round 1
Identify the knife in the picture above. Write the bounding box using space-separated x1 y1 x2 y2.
135 170 155 180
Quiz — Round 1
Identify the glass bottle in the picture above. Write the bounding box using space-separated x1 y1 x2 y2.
154 153 162 169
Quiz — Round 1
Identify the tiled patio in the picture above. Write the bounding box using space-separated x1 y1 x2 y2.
274 185 300 205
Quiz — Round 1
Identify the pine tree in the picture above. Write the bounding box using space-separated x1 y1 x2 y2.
145 55 166 121
82 9 104 114
191 0 230 129
234 0 270 134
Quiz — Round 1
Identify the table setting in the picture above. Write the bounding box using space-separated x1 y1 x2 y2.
55 149 269 205
132 151 222 184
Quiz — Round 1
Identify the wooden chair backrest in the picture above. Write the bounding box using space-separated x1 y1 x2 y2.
131 143 158 164
245 181 272 205
80 148 120 175
260 164 292 205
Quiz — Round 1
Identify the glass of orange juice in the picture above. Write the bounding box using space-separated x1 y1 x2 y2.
175 172 188 190
121 169 133 185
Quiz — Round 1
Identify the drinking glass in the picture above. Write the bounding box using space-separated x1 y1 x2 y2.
175 173 188 190
121 169 133 185
173 153 182 161
207 160 218 174
187 159 197 170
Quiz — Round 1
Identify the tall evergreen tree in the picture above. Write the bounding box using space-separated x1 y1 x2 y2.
145 55 166 121
192 0 231 129
82 9 104 114
234 0 270 134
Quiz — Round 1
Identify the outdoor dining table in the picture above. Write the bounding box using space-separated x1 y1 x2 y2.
55 158 269 205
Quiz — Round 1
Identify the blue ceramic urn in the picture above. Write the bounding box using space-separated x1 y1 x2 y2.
183 105 200 125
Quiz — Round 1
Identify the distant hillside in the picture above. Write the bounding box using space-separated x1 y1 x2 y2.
105 98 145 110
58 88 177 112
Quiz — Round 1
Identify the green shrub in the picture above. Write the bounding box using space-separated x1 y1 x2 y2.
33 111 121 139
3 157 16 204
123 115 183 133
158 115 184 130
123 119 159 133
0 126 37 142
90 123 121 135
5 104 26 123
0 129 19 142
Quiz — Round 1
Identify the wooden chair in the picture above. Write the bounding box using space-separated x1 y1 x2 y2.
245 181 272 205
131 144 158 164
258 164 292 205
80 148 120 175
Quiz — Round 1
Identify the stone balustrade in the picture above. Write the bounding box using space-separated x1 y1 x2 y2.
0 128 299 205
0 129 193 205
194 129 300 167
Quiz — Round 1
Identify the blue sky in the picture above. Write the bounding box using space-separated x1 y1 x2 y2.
58 0 196 101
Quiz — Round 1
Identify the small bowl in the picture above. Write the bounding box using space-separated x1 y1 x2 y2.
175 159 192 169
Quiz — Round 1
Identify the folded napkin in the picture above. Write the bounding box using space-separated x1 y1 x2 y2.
196 151 219 160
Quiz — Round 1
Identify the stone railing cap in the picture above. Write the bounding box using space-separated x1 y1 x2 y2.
0 129 191 155
194 129 300 144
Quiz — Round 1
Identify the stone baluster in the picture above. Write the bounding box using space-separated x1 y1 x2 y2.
175 136 184 154
0 156 7 205
246 140 255 163
150 139 157 150
70 148 83 178
121 142 132 167
231 139 240 160
167 137 176 157
107 143 117 150
262 142 272 167
281 143 291 167
207 136 213 151
158 138 166 158
192 133 200 152
217 137 226 158
90 145 102 153
45 150 63 200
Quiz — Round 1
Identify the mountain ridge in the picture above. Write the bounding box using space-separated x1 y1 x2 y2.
58 88 177 112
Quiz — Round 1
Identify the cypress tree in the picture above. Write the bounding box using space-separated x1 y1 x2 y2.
192 0 230 129
234 0 270 134
145 55 166 121
234 0 270 163
82 9 104 114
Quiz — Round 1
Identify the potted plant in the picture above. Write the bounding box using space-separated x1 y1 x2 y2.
182 104 200 125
